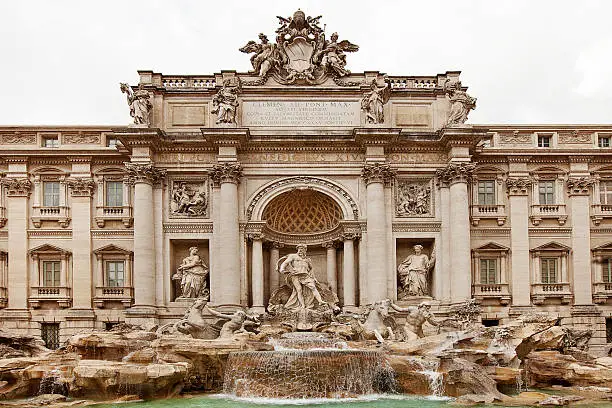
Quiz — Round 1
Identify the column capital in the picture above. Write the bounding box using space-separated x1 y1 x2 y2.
436 162 475 186
566 176 595 196
2 178 32 197
322 241 339 249
67 177 95 197
210 162 243 185
124 162 166 185
361 162 395 185
506 177 532 196
245 232 264 241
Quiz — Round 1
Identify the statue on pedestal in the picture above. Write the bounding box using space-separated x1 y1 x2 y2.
173 247 209 300
361 79 390 124
212 78 241 124
120 83 152 126
397 244 435 299
444 79 476 126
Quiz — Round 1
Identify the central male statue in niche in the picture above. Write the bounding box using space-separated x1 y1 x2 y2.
269 244 339 312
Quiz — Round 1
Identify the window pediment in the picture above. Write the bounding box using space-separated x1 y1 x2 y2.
93 244 132 256
473 242 510 255
530 241 571 253
29 244 70 255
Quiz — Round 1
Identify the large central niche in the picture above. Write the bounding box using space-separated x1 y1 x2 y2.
263 189 343 235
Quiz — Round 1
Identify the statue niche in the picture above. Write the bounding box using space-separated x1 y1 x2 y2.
172 242 210 301
396 240 435 300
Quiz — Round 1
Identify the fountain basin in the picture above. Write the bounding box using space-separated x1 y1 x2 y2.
223 349 395 399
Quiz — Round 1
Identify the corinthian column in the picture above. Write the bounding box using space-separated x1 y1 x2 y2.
67 177 95 309
361 163 395 303
210 162 243 306
124 163 166 310
506 177 532 306
438 163 474 303
2 178 31 309
567 177 595 305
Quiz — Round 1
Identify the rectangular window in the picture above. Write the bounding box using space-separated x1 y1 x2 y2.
538 135 551 147
539 181 555 205
42 261 61 287
600 181 612 205
43 181 60 207
480 258 498 284
106 261 125 287
598 137 610 148
105 181 123 207
477 180 496 205
42 137 59 148
107 137 119 148
41 323 60 349
603 259 612 283
541 258 558 283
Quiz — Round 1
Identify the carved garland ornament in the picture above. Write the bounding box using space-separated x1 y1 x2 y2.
566 177 594 195
361 163 396 185
246 176 359 221
210 162 243 185
67 177 96 197
124 163 167 185
506 177 532 195
2 178 32 197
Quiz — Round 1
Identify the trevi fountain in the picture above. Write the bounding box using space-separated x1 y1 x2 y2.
1 8 612 408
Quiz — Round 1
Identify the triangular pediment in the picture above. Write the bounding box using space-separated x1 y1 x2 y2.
93 244 132 255
592 242 612 252
29 244 70 254
474 242 510 251
530 241 571 252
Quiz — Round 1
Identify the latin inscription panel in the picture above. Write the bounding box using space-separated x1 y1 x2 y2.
242 101 360 127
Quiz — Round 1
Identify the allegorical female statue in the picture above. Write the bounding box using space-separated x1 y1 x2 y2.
444 79 477 125
120 82 152 126
173 246 209 300
397 244 435 298
361 79 390 124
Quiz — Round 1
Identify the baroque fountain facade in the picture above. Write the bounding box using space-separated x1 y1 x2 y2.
0 9 612 405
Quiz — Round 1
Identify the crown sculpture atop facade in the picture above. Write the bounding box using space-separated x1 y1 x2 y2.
239 9 359 85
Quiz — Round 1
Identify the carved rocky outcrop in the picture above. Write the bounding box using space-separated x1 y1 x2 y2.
209 162 243 185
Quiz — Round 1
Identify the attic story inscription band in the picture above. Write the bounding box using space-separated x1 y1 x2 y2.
242 101 360 127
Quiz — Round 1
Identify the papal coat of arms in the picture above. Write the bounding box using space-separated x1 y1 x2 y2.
239 10 359 85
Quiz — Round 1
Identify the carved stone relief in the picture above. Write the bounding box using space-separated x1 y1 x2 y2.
0 133 36 144
499 130 532 145
170 180 208 217
395 180 432 217
212 78 241 124
63 133 101 144
559 130 593 144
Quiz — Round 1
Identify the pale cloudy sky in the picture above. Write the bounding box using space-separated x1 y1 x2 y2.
1 0 611 126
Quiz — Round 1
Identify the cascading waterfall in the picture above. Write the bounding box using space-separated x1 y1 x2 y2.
223 333 395 399
38 369 68 396
402 356 445 397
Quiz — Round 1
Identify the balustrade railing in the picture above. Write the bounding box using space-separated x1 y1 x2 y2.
31 206 70 228
162 76 216 89
95 205 133 228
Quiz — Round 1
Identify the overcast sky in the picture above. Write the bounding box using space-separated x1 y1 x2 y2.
1 0 611 126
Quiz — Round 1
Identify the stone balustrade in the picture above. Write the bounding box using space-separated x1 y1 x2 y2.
29 286 71 309
472 283 511 305
93 286 134 308
591 204 612 226
388 76 439 89
94 205 133 228
531 282 572 305
592 282 612 304
162 76 216 89
530 204 567 225
31 206 70 228
470 204 507 226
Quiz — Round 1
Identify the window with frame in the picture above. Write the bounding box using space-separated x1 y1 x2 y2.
600 181 612 205
42 261 61 287
105 181 123 207
541 258 558 283
480 258 498 284
107 137 119 148
598 137 610 148
603 258 612 283
42 136 59 148
106 261 125 287
538 135 551 148
43 181 60 207
41 323 60 349
478 180 496 205
539 181 555 204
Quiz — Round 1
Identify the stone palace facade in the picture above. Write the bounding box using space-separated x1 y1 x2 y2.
0 10 611 353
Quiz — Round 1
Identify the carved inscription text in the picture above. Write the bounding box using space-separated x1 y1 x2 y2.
242 101 360 127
